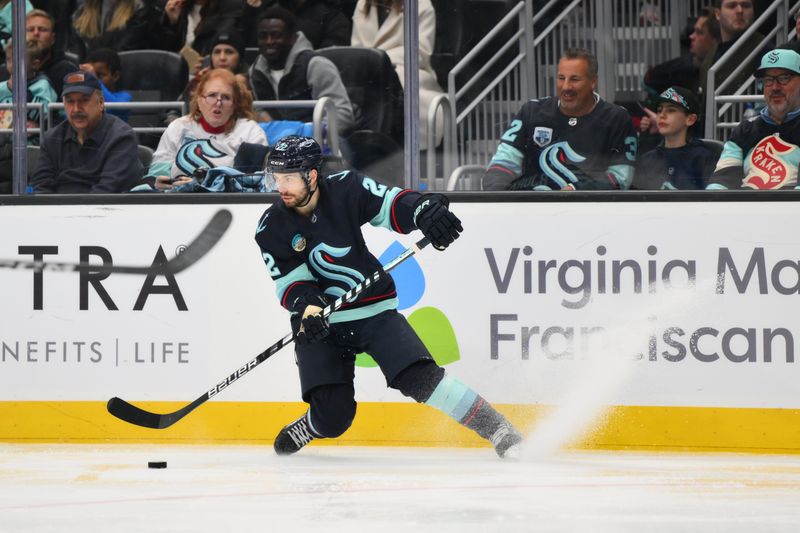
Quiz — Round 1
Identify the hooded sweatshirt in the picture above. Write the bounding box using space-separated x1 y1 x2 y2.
249 32 354 135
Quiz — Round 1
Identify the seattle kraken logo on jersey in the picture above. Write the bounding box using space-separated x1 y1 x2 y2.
308 243 362 299
176 139 226 176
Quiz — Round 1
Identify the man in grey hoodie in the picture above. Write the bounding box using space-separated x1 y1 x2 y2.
249 6 355 136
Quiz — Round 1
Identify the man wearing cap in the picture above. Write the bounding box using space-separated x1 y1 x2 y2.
635 86 720 190
29 71 142 193
707 48 800 190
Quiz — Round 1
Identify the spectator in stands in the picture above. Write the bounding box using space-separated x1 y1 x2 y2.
0 39 57 193
181 32 249 101
350 0 443 147
634 86 720 190
0 9 78 95
143 68 267 191
700 0 766 97
79 48 132 122
0 39 56 130
248 6 354 134
29 0 76 56
243 0 351 50
643 8 719 97
707 48 800 190
0 1 32 50
71 0 162 56
155 0 243 56
639 8 720 153
29 70 143 193
482 48 637 191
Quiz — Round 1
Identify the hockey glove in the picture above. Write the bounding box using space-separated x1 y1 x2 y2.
294 294 332 345
413 195 463 250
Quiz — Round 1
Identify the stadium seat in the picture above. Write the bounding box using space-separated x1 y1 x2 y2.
244 47 260 68
430 0 472 90
26 145 40 177
700 138 725 156
315 46 404 144
118 50 188 100
118 50 189 147
137 144 154 170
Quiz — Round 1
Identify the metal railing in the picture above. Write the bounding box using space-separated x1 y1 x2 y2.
443 1 533 191
425 94 454 191
46 101 186 133
254 97 341 156
41 98 339 155
443 0 715 190
705 0 799 140
0 102 45 144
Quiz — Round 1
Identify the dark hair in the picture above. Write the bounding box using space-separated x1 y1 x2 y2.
697 7 721 41
257 6 296 33
714 0 752 8
560 47 598 78
85 48 121 74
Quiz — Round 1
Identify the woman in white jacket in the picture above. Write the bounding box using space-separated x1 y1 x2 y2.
145 68 267 191
351 0 444 147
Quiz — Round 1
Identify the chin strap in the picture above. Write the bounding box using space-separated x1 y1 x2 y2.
294 169 318 208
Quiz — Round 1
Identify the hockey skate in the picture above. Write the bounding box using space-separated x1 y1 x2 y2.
491 422 523 460
274 414 318 455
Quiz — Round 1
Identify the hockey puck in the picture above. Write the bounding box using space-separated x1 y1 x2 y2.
148 461 167 469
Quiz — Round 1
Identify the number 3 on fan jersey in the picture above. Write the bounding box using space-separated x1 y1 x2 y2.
501 119 522 143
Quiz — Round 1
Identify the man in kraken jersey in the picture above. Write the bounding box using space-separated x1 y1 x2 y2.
254 136 523 459
707 48 800 190
483 48 637 191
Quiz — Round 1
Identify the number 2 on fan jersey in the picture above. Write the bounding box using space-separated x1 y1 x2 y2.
501 119 523 143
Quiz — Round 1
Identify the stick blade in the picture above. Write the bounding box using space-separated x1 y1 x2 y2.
165 208 233 274
107 397 171 429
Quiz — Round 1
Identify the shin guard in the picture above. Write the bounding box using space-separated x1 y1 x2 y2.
425 375 523 458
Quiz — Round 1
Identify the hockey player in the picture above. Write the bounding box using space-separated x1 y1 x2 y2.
707 47 800 190
254 135 524 459
482 47 637 191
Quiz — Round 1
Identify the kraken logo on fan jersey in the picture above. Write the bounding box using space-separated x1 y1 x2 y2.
176 139 227 176
308 243 361 299
743 134 799 189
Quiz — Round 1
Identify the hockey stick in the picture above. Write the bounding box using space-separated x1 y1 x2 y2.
0 209 232 275
107 236 431 429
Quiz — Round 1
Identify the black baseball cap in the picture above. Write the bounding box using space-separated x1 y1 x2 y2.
61 71 102 97
653 86 699 115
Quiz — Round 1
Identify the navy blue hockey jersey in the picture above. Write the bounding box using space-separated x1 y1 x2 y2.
635 138 721 190
708 108 800 190
483 96 637 190
254 170 423 323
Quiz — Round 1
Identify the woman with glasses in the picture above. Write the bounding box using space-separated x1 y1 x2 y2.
144 68 267 191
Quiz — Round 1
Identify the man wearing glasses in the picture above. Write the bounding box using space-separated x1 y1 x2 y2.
708 48 800 190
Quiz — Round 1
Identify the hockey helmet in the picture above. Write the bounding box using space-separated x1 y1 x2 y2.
266 135 323 178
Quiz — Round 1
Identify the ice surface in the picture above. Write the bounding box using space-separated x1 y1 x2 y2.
1 444 798 533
